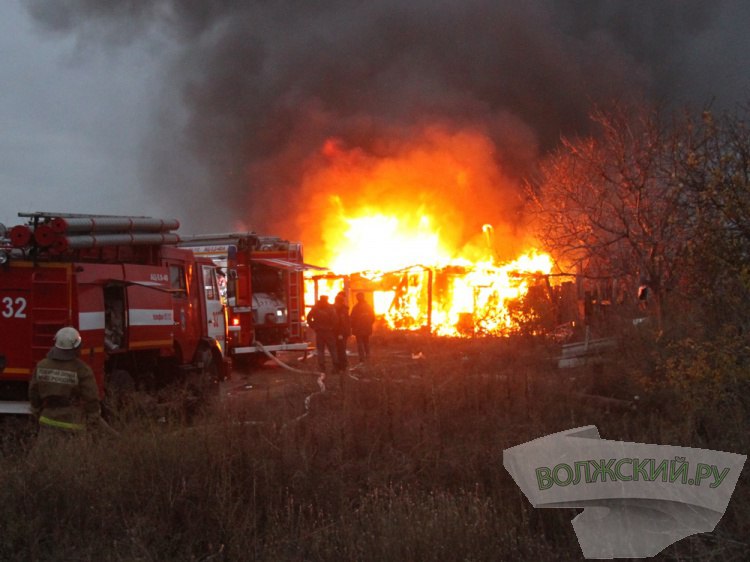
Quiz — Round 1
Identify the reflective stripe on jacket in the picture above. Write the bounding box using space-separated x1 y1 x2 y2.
39 416 85 431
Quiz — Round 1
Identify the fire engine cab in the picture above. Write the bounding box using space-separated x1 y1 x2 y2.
0 212 230 414
178 233 320 364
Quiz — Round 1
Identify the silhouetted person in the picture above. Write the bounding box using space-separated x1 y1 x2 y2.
307 295 338 373
350 292 375 363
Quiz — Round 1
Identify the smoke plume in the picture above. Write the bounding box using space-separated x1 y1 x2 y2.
24 0 750 244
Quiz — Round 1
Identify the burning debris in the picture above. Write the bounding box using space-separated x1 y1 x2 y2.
305 218 556 338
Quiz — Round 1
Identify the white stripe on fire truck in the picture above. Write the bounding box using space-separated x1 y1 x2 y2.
128 309 174 326
78 310 175 329
79 311 105 331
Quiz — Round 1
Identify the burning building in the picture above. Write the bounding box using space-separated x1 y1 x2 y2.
296 128 567 338
307 250 556 338
294 132 566 336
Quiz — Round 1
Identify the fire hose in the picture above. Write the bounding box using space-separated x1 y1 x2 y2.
254 342 326 425
254 341 326 393
184 344 428 434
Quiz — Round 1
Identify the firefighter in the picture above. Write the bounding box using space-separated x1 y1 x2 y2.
350 292 375 363
28 327 103 437
333 291 351 373
306 295 338 373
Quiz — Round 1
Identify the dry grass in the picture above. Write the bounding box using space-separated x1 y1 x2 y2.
0 333 748 561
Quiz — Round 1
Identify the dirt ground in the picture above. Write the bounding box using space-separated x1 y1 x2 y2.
216 335 437 423
218 350 320 421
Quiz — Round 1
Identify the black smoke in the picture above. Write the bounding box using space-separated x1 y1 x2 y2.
24 0 750 234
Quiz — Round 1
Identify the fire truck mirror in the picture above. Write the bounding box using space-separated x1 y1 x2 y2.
228 269 238 280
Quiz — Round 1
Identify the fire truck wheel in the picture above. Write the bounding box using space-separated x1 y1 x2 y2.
198 347 221 392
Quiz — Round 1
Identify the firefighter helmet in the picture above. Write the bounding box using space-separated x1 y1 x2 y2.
54 327 82 350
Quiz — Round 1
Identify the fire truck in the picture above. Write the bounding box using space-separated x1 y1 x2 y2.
0 212 230 414
178 233 317 365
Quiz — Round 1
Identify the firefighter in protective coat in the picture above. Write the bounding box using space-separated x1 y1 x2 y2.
307 295 339 373
351 292 375 363
28 327 102 434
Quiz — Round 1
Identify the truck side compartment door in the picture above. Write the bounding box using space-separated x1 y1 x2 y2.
201 264 227 356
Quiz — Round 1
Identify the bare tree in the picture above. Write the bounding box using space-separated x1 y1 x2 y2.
528 104 698 329
681 107 750 333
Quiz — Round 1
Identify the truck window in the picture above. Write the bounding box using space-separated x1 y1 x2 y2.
203 266 218 301
251 264 285 297
169 265 187 296
226 269 237 305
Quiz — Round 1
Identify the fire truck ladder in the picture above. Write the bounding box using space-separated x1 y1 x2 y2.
30 271 70 362
287 244 302 340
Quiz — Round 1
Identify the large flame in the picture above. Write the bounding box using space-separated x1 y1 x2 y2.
298 126 554 336
305 211 553 336
329 212 450 273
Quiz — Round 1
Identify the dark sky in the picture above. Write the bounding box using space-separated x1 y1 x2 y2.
4 1 750 237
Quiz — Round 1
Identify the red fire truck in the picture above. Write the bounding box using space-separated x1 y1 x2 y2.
0 212 230 414
178 233 318 365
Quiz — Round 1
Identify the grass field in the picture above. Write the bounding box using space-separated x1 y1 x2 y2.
1 332 747 561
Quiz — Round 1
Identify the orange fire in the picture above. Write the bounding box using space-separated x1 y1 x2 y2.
297 126 555 336
304 211 553 336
